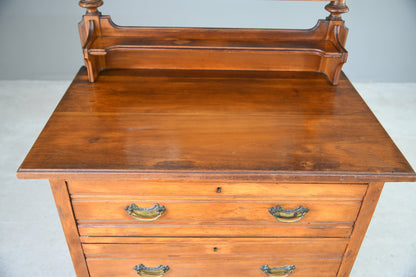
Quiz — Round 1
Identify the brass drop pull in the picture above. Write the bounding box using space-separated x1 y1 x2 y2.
134 264 170 277
125 203 166 221
269 205 309 223
260 265 295 277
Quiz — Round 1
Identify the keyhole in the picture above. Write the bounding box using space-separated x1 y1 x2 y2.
213 247 218 252
216 187 222 193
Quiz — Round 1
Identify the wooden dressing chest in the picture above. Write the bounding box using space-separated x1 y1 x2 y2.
18 1 415 276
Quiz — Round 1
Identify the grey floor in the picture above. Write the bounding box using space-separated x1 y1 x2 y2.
0 81 415 276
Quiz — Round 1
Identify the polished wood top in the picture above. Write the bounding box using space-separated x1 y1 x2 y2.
18 67 415 181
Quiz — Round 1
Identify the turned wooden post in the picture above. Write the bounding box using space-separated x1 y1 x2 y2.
79 0 103 16
325 0 349 20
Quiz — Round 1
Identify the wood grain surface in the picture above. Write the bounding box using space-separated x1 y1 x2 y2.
337 182 384 276
18 68 415 181
79 16 348 83
83 238 346 277
72 200 361 223
68 180 367 199
86 258 342 277
74 202 359 237
49 180 90 277
81 237 348 258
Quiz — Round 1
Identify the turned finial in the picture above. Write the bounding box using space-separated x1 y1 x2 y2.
79 0 103 16
325 0 349 21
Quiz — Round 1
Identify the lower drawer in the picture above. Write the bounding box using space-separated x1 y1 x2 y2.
86 259 342 277
83 237 347 277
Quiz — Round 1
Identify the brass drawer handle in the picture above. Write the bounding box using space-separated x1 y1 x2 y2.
260 265 295 277
134 264 170 277
269 205 309 223
125 203 166 221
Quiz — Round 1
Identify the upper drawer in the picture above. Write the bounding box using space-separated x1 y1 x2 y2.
73 198 360 237
73 199 361 223
68 180 367 200
70 180 365 237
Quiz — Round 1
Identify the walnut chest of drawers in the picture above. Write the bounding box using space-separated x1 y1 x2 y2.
18 68 415 276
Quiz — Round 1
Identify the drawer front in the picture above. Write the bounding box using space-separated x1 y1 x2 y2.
68 180 367 199
73 199 361 222
87 258 341 277
73 199 360 237
84 238 346 277
70 180 365 237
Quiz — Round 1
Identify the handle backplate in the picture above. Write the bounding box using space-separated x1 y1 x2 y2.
134 264 170 277
269 205 309 223
125 203 166 221
260 265 295 277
